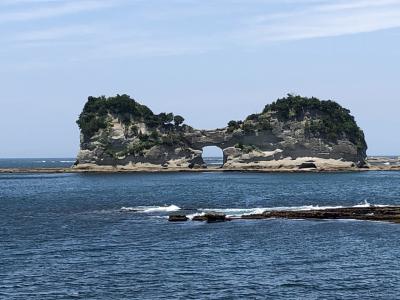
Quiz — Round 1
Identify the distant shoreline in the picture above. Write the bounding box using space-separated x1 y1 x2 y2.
1 165 399 174
0 155 398 174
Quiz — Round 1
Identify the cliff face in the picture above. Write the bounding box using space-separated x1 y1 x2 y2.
75 94 367 170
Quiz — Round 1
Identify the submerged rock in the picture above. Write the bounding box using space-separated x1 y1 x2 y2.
168 215 189 222
192 212 228 223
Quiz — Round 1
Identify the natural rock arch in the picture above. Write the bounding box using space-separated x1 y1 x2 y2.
201 145 224 167
75 94 368 170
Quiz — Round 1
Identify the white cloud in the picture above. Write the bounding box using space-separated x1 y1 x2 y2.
236 0 400 43
83 37 220 60
315 0 400 12
0 0 62 5
0 0 122 23
2 0 400 62
13 25 96 42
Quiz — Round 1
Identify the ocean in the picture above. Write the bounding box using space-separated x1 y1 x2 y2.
0 158 75 169
1 158 400 299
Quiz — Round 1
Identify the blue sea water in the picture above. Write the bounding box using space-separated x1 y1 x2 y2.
1 159 400 299
0 158 75 169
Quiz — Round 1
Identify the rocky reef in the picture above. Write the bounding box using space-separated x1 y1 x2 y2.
75 94 367 171
168 206 400 224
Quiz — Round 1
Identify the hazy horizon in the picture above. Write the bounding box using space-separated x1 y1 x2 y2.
1 0 399 158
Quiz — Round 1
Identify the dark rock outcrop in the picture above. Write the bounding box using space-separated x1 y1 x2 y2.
299 162 317 169
172 206 400 224
168 215 189 222
245 206 400 223
192 213 228 223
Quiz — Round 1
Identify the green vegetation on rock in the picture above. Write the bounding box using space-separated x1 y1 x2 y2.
227 120 242 133
235 143 259 154
228 114 272 133
226 94 366 149
77 94 186 139
173 115 185 126
262 94 366 147
77 94 154 138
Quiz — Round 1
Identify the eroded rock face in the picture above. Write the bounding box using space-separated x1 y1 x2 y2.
75 94 367 170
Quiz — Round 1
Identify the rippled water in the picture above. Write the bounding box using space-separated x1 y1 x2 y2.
1 159 400 299
0 158 75 168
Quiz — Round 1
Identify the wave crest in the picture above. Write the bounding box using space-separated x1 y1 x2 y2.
188 202 391 218
120 202 390 217
121 205 181 213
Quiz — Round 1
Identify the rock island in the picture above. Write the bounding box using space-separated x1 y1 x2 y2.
74 94 368 171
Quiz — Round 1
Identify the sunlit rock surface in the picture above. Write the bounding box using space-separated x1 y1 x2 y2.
75 94 367 170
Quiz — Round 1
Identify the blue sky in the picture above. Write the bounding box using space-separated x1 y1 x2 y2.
0 0 399 157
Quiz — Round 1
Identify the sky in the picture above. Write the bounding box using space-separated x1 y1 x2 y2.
0 0 399 157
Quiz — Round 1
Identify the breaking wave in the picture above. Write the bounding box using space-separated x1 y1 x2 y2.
121 205 181 213
120 201 390 218
183 201 391 219
353 200 388 208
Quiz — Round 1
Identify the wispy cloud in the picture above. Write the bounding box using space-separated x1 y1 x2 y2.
13 25 96 42
0 0 122 23
315 0 400 12
236 0 400 43
85 38 220 60
2 0 400 65
0 0 62 5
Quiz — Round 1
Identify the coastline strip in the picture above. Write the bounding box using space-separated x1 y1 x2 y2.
0 165 400 174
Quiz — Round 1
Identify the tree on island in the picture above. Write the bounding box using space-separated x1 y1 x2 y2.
158 112 174 124
173 115 184 126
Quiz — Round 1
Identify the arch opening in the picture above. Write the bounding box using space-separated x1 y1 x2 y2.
202 146 224 168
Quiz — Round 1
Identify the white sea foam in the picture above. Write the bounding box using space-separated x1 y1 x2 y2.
353 200 388 208
266 205 345 211
120 205 181 213
201 208 266 217
353 200 371 207
186 212 205 220
194 202 391 217
60 160 75 163
143 205 181 213
121 202 391 217
200 206 344 217
120 206 138 212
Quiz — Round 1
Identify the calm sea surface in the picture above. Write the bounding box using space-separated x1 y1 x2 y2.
1 158 400 299
0 158 75 169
